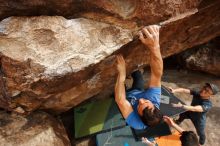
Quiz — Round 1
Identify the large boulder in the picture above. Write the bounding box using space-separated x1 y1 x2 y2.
0 0 200 26
177 37 220 76
0 111 71 146
0 0 220 113
0 16 133 113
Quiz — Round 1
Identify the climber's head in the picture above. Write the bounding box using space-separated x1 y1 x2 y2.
137 98 163 127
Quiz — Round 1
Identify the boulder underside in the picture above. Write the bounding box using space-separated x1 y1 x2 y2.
0 0 220 113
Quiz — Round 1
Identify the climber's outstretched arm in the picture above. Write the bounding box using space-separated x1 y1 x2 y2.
114 55 133 118
139 25 163 87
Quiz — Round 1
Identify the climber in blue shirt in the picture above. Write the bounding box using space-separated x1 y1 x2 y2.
114 25 163 130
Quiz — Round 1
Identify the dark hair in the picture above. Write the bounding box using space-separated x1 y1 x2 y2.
140 106 163 127
180 131 199 146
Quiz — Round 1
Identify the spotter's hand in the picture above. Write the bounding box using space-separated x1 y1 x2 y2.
172 102 183 108
142 137 156 146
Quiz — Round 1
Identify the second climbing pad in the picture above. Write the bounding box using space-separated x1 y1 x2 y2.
74 98 126 138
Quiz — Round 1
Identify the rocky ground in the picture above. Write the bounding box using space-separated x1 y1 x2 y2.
73 68 220 146
0 111 71 146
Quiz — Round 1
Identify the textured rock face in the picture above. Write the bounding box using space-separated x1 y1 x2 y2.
0 0 220 113
0 0 200 27
0 111 71 146
177 37 220 76
0 16 133 112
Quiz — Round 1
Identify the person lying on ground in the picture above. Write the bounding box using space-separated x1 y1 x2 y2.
114 25 163 130
170 83 219 145
142 116 200 146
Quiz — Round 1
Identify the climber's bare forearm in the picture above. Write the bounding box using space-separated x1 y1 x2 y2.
139 25 163 87
115 55 133 118
115 74 126 103
148 46 163 87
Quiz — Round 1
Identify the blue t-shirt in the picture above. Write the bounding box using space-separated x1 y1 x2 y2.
125 87 161 129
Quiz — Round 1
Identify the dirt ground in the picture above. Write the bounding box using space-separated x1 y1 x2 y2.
73 69 220 146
